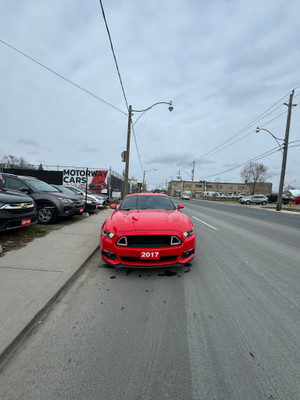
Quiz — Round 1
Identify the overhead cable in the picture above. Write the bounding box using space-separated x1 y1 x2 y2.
0 38 127 115
98 0 129 111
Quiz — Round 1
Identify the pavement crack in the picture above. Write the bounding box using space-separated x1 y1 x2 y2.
0 266 63 272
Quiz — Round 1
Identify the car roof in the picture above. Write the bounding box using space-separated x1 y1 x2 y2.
4 173 38 181
125 193 169 197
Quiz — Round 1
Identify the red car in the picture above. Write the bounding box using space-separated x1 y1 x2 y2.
100 193 195 267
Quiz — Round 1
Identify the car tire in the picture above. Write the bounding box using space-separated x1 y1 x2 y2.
262 201 267 205
38 206 57 224
246 200 250 205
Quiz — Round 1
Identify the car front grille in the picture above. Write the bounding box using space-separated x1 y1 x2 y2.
3 202 35 215
120 256 178 263
117 235 181 247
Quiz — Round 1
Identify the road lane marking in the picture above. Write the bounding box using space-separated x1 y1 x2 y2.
192 216 218 231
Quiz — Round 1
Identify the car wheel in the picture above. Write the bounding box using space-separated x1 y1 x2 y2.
38 206 57 224
262 201 267 205
246 200 250 205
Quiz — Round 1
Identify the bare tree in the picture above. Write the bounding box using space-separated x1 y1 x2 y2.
240 162 268 195
0 154 33 169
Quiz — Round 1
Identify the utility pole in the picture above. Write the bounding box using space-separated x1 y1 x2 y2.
123 105 132 197
277 90 296 211
191 160 195 182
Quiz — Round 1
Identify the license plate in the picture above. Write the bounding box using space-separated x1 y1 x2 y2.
21 218 31 226
140 251 160 260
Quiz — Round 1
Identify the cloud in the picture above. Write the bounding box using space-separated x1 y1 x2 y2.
18 138 39 147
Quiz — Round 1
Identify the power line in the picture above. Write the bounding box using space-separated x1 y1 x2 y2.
0 38 127 115
131 123 144 172
193 90 295 164
98 0 129 111
203 145 281 179
98 1 144 176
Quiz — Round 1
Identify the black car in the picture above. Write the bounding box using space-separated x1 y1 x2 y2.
50 185 85 216
0 188 38 232
51 185 98 213
2 173 78 224
266 193 290 205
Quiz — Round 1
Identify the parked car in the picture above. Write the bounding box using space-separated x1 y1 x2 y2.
50 185 85 215
291 195 300 205
0 187 38 231
51 185 98 212
266 193 290 205
2 173 77 224
64 185 106 208
239 195 268 205
100 193 195 268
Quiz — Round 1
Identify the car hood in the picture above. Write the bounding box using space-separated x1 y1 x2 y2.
105 209 191 233
0 189 33 202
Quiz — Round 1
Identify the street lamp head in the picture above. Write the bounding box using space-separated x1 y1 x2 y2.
168 101 173 112
256 127 260 133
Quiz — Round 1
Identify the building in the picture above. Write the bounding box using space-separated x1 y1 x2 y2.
167 180 272 198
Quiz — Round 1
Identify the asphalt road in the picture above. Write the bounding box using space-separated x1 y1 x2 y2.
0 201 299 400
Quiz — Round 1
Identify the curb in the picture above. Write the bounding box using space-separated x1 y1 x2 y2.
0 244 100 371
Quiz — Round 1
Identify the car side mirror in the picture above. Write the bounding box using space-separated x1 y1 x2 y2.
110 204 117 209
178 204 184 209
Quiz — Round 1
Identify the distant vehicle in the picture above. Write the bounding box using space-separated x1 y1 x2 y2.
2 173 76 224
239 195 268 205
202 191 220 198
100 193 195 268
181 190 191 200
291 195 300 205
0 188 38 232
112 189 121 199
266 193 290 205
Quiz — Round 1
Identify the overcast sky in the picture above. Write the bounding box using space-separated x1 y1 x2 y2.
1 0 300 191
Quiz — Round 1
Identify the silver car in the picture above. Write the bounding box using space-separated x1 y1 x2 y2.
239 195 268 205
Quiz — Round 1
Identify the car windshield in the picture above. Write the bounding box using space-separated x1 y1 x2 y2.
119 195 176 211
55 186 74 195
24 178 59 192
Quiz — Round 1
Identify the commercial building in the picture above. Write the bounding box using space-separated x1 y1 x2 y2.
168 180 272 198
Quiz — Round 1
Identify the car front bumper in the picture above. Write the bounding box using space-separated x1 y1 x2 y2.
100 233 195 267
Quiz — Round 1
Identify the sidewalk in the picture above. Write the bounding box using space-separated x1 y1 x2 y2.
0 208 112 368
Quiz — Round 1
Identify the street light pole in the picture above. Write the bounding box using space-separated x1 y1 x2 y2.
256 90 297 212
277 90 295 211
123 101 173 197
142 168 157 192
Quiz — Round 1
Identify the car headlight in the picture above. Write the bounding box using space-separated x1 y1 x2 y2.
57 197 73 204
0 202 6 208
102 229 115 239
183 228 194 238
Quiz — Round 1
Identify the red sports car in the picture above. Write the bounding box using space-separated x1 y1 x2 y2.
100 193 195 267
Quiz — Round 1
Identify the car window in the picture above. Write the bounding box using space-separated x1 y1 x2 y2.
119 196 176 210
5 177 29 191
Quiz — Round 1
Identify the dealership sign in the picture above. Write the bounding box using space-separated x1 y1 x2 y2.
63 169 108 193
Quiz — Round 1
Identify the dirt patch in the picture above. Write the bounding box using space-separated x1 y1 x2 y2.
0 214 93 256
